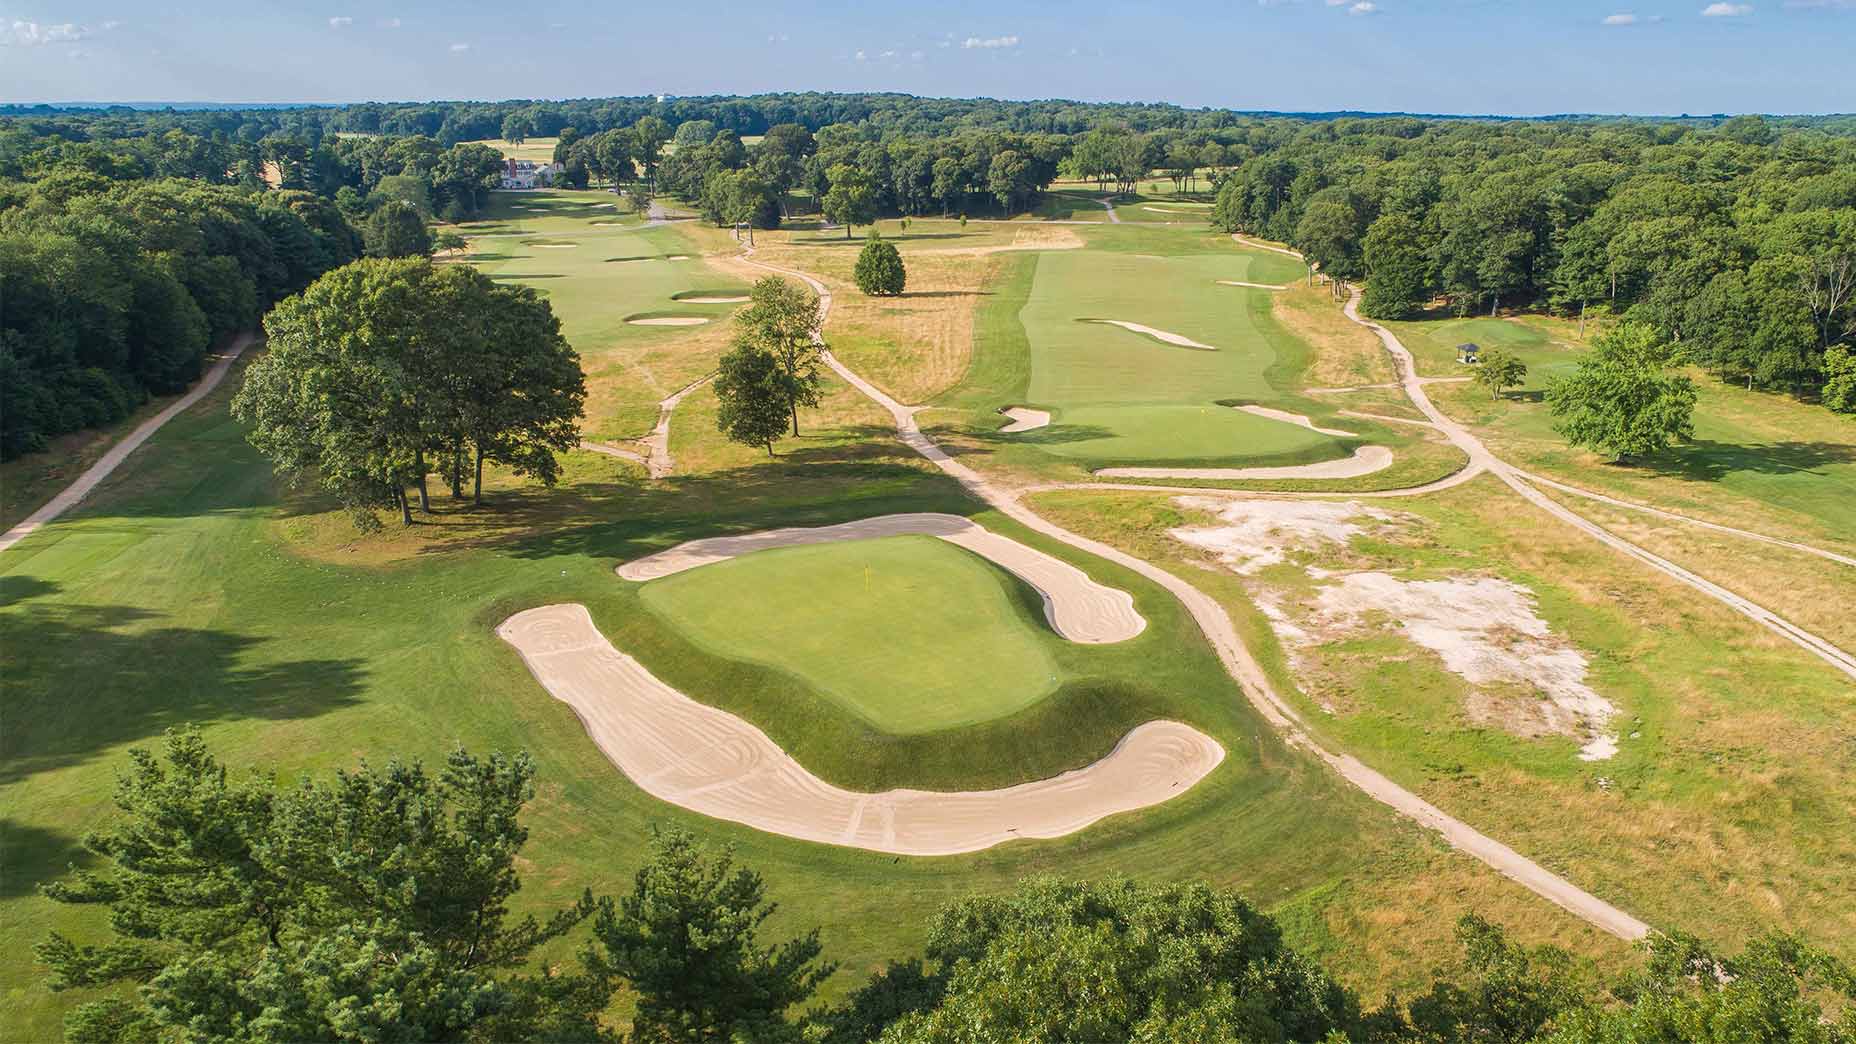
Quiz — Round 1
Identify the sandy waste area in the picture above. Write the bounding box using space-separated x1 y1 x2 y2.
1170 497 1619 760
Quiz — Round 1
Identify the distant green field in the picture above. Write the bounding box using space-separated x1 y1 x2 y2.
640 536 1062 734
1016 246 1343 466
459 191 749 438
466 136 560 162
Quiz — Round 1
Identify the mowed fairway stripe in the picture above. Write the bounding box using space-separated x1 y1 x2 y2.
497 603 1223 856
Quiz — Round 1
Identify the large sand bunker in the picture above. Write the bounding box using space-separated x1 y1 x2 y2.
1217 280 1291 291
999 407 1052 433
1170 497 1619 760
620 513 1145 644
676 295 749 304
498 604 1223 855
1082 319 1217 351
628 316 710 326
1234 405 1357 437
1097 446 1393 482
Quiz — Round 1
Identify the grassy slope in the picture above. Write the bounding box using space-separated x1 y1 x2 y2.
638 535 1065 735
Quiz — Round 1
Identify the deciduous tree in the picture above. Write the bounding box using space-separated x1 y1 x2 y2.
853 232 906 296
1547 321 1696 462
1474 347 1529 400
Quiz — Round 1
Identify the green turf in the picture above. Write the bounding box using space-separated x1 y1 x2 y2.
456 191 749 439
638 535 1061 734
1017 246 1343 465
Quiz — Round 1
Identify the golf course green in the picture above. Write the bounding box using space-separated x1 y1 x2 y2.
1016 246 1350 466
639 535 1062 733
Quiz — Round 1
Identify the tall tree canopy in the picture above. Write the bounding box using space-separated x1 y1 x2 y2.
233 258 584 528
1547 322 1696 462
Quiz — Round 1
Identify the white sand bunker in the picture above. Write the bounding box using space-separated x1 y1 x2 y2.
629 316 710 326
622 513 1144 644
1218 280 1291 291
527 243 578 249
1097 446 1393 482
667 254 692 260
1170 498 1618 760
1144 204 1209 214
677 295 749 304
1084 320 1216 351
1235 405 1357 437
498 604 1223 855
999 406 1052 433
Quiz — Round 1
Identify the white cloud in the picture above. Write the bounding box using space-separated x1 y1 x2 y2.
1348 1 1377 12
962 34 1020 48
101 19 121 30
380 17 402 28
5 20 90 45
910 49 924 60
1701 2 1753 13
448 41 470 52
854 49 867 61
328 15 353 28
1602 11 1639 22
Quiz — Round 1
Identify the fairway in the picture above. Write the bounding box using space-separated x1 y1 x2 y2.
639 535 1061 733
460 191 751 438
1018 247 1344 465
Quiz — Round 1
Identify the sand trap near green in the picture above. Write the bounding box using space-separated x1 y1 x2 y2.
1019 249 1344 465
638 535 1064 734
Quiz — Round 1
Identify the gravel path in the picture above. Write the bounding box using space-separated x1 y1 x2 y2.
1338 290 1856 682
1 332 256 555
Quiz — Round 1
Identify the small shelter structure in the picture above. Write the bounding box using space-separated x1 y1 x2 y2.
1457 343 1482 364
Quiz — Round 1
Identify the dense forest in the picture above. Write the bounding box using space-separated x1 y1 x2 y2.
4 94 1852 461
1210 114 1856 405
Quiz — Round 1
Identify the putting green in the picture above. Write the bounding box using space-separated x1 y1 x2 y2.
1019 249 1340 465
638 535 1061 734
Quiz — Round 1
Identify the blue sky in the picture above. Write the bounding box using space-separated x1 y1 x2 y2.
2 1 1852 115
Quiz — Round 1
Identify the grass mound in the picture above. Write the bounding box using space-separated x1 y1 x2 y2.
639 535 1062 734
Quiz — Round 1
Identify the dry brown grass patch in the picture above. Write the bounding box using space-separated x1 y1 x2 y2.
1275 285 1397 389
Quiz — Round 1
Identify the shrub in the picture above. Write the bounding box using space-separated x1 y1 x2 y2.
854 233 906 296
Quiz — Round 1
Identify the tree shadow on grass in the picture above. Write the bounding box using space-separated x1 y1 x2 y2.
1635 439 1856 483
0 582 366 786
0 817 91 899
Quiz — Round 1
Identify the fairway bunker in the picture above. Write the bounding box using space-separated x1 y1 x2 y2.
999 406 1052 433
1097 445 1393 481
498 604 1223 855
1080 319 1217 351
1231 404 1358 437
619 513 1144 644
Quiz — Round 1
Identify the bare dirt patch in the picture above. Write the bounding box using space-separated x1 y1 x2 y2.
1170 497 1619 759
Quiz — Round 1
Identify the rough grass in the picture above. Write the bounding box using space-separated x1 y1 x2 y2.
1026 479 1856 963
1391 314 1856 555
638 535 1064 734
734 218 1060 405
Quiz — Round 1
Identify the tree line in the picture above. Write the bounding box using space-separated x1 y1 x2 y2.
41 732 1856 1043
0 175 360 460
1210 114 1856 414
